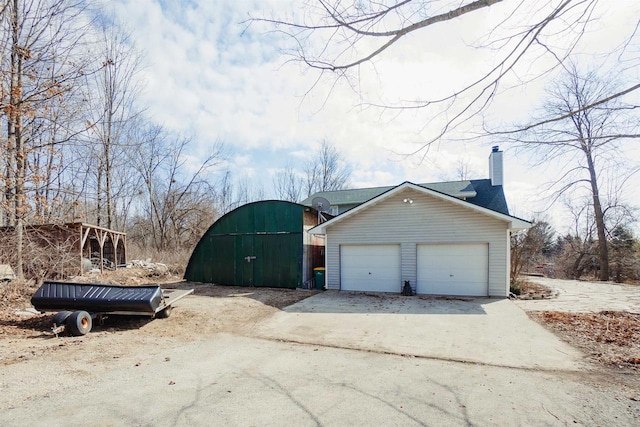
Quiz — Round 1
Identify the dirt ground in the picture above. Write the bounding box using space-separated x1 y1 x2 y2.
517 280 640 370
0 270 317 373
1 271 638 374
1 271 640 426
530 311 640 368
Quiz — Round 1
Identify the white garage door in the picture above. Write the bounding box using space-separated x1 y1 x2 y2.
341 245 401 292
417 244 488 296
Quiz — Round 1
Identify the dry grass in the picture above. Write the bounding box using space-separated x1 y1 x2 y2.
531 311 640 368
0 279 39 310
0 279 49 338
0 267 185 338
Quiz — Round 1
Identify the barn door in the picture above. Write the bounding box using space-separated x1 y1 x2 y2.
235 235 256 286
230 233 302 288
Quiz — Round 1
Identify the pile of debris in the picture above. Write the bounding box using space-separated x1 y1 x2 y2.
71 259 179 286
81 259 170 277
125 259 169 276
511 280 558 300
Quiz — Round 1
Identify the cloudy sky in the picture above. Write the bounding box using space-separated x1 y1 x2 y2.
102 0 640 231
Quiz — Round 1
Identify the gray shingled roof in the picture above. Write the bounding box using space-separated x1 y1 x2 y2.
301 180 476 206
301 179 510 216
465 179 510 216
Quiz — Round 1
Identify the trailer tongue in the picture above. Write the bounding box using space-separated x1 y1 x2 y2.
31 281 194 336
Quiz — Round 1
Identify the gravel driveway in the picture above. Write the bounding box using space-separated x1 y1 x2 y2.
514 277 640 313
1 284 639 425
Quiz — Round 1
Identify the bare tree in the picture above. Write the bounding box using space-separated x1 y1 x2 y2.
212 171 266 214
0 224 80 282
234 176 265 207
554 198 599 279
23 38 91 225
510 219 555 283
304 139 351 196
0 0 91 278
82 19 142 230
437 158 481 182
216 170 234 215
252 1 638 152
513 63 639 280
273 164 303 202
127 125 225 252
556 233 598 279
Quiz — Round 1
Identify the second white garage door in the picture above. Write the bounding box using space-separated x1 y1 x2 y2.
340 245 401 292
417 243 489 296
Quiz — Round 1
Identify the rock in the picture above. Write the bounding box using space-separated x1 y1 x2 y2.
81 258 93 272
154 263 169 275
0 264 15 282
14 308 40 317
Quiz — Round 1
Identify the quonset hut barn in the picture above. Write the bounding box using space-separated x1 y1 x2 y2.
184 201 324 289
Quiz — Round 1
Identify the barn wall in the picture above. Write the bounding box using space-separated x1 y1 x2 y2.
185 201 318 289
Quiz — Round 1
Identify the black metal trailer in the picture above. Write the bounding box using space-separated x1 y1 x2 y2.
31 281 194 336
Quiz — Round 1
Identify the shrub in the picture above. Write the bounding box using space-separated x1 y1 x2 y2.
510 281 522 295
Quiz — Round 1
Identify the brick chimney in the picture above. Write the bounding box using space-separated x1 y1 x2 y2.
489 146 503 186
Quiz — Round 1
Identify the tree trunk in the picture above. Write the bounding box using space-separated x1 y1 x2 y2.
585 150 609 280
15 67 25 280
572 252 585 279
96 167 102 226
11 0 24 278
5 0 19 228
105 141 113 229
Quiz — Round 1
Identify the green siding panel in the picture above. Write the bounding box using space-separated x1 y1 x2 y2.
184 201 306 289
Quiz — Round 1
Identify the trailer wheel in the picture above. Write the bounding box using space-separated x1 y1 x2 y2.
52 311 73 327
156 305 172 319
67 311 92 336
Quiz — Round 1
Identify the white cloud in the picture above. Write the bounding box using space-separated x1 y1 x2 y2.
102 0 640 231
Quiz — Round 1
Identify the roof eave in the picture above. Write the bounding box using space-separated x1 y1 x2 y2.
508 218 533 230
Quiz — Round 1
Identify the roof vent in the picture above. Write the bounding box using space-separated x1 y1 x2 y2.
489 146 503 186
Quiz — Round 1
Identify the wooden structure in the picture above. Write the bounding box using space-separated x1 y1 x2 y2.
0 222 126 277
75 223 127 272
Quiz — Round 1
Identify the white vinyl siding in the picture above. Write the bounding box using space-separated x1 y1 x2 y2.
401 242 417 289
340 245 401 292
324 188 510 296
416 243 489 296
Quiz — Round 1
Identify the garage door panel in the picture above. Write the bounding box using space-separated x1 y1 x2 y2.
417 244 488 296
341 245 400 292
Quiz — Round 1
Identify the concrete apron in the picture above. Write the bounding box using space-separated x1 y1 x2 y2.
253 291 586 371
